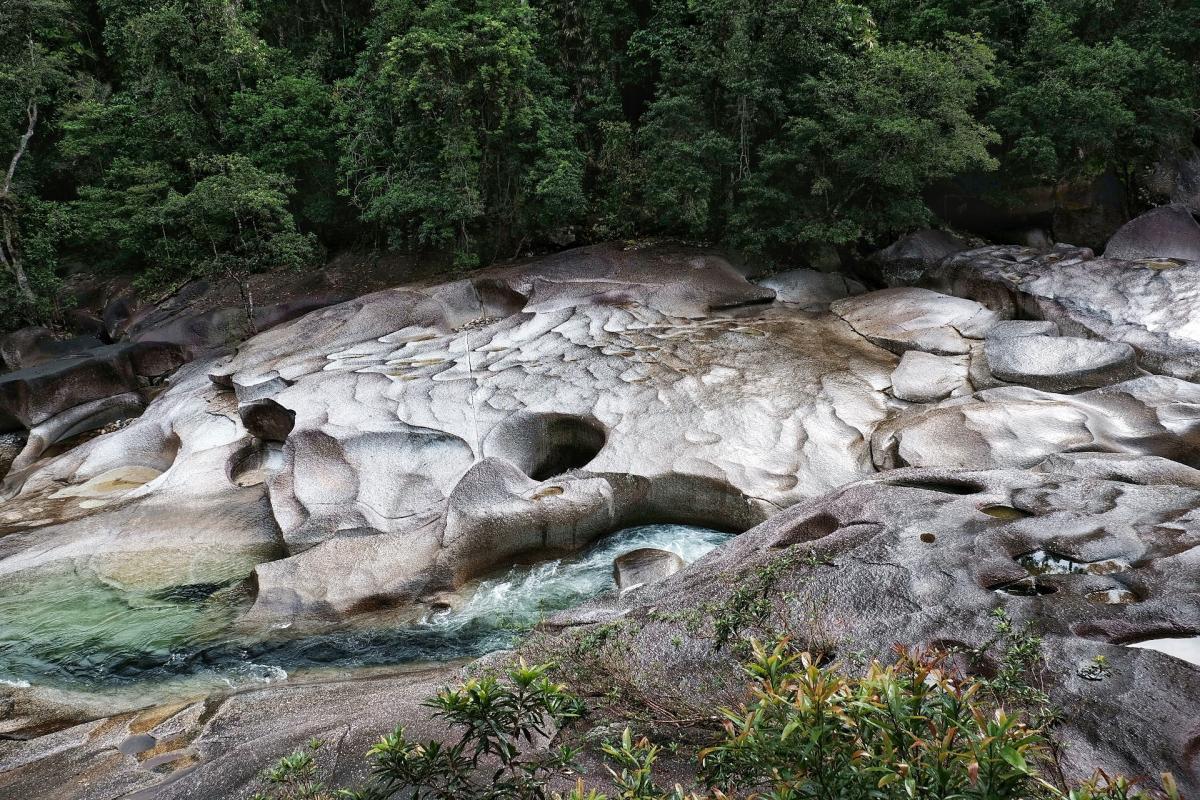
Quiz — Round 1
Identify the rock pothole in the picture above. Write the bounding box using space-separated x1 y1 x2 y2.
227 440 285 488
1016 549 1130 576
991 549 1135 598
485 412 608 481
529 416 606 480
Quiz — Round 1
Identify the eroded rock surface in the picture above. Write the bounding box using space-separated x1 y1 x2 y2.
929 244 1200 380
0 666 458 800
5 240 1200 632
1 245 896 623
872 376 1200 471
537 466 1200 794
983 333 1139 391
889 351 969 402
831 287 999 355
3 238 1200 799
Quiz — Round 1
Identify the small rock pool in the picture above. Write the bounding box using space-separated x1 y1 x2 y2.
0 524 730 697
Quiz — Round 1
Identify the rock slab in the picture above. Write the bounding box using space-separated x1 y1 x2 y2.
984 334 1139 391
890 351 970 402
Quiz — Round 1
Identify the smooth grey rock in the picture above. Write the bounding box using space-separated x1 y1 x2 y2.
0 341 186 434
1033 452 1200 488
1013 227 1054 250
5 244 895 622
984 334 1139 391
126 340 190 378
867 229 968 286
757 269 864 308
613 547 685 591
238 398 295 442
831 287 1000 355
541 467 1200 796
1104 204 1200 262
231 371 292 403
126 291 349 352
1148 146 1200 211
889 351 969 402
872 376 1200 471
929 245 1200 380
0 431 26 479
0 346 139 431
1 329 104 372
986 320 1059 340
4 392 145 477
965 341 1007 390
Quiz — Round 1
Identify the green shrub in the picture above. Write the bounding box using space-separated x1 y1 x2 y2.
699 639 1047 799
340 660 586 800
251 646 1177 800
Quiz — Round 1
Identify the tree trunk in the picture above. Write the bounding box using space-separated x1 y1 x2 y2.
0 210 35 303
1 99 39 303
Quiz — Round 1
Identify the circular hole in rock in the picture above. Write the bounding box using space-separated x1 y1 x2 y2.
1086 588 1139 605
472 278 529 318
527 415 607 481
920 532 936 543
228 440 285 487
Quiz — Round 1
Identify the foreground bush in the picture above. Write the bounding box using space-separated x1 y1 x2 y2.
251 645 1177 800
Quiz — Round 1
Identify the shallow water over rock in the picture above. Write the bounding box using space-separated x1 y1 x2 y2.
0 523 729 694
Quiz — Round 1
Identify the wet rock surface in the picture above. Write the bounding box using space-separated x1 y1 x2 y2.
3 239 1200 798
613 547 685 591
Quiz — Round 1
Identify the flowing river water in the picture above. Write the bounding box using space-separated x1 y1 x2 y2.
0 524 731 697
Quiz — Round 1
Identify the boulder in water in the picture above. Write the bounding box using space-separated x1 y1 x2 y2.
613 547 685 591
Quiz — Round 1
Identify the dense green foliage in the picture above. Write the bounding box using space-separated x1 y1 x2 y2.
1 0 1196 326
249 646 1178 800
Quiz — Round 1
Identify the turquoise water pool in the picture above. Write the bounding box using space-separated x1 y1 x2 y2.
0 524 730 693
